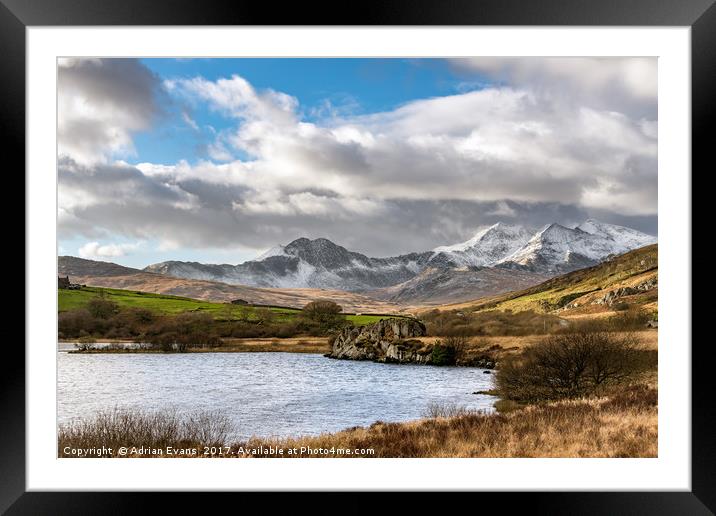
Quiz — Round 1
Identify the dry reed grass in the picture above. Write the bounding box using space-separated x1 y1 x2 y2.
239 384 657 458
58 408 232 457
59 383 656 458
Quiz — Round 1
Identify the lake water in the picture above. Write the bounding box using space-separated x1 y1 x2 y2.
57 348 497 440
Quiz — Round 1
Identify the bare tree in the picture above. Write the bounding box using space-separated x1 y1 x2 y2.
497 331 646 402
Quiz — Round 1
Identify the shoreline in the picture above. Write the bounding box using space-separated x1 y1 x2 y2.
61 337 330 355
58 382 658 458
60 329 657 357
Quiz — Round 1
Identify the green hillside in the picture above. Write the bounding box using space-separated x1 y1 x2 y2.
470 244 658 315
58 286 390 326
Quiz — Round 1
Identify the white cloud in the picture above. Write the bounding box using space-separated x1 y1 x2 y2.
78 241 141 259
451 57 657 118
166 75 298 127
59 58 658 255
233 191 387 219
58 59 164 164
486 201 517 217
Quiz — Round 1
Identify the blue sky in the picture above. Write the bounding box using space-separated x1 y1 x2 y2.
132 58 489 165
58 57 657 269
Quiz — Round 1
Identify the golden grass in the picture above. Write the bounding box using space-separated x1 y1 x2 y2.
241 384 657 458
63 331 657 358
64 337 331 354
414 330 657 351
58 383 657 458
58 380 658 458
216 337 329 354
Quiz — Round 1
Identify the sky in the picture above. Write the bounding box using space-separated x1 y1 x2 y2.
57 57 658 268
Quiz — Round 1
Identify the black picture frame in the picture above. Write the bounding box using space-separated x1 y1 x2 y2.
4 0 710 512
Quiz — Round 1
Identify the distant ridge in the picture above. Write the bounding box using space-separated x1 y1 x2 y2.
57 256 402 313
142 219 656 297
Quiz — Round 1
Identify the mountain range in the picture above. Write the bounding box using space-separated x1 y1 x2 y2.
57 256 403 313
142 219 656 304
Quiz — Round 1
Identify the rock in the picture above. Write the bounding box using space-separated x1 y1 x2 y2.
327 318 428 363
483 370 492 374
577 277 658 308
645 320 658 328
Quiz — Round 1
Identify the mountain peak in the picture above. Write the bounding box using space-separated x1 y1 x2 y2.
577 218 610 234
576 219 656 249
282 237 359 269
141 220 656 290
536 223 575 238
431 222 532 267
500 220 656 273
285 237 343 252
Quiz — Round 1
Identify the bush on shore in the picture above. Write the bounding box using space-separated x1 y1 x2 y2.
58 408 233 457
496 331 649 403
423 402 476 418
430 343 457 365
58 296 351 345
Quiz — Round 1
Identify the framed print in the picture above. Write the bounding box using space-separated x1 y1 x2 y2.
6 0 712 512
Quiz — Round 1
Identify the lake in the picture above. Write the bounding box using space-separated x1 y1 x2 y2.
57 348 497 440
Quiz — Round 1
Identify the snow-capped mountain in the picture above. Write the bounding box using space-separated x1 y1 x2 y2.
145 237 426 291
429 223 533 267
498 221 657 273
144 219 656 292
577 219 657 252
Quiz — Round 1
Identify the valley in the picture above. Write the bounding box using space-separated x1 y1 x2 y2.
58 231 659 458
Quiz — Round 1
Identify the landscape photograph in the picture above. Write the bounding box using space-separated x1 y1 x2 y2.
57 57 658 458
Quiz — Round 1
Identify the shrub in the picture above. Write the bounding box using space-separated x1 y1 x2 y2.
431 342 457 366
443 335 469 361
559 308 652 333
87 297 119 319
58 309 96 338
496 331 646 403
423 402 475 418
58 408 233 457
493 399 522 413
146 312 222 350
608 308 651 330
254 307 276 325
423 309 564 337
301 300 345 330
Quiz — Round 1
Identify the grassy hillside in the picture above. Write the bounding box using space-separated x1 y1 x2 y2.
59 286 390 326
58 256 403 314
464 244 657 316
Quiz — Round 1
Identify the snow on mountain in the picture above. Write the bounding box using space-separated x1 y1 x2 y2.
498 221 656 273
430 223 533 267
254 245 288 261
144 219 656 290
576 219 657 253
146 237 425 291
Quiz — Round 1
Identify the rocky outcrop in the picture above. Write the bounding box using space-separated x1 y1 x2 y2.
327 318 429 364
562 277 658 309
592 278 658 306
